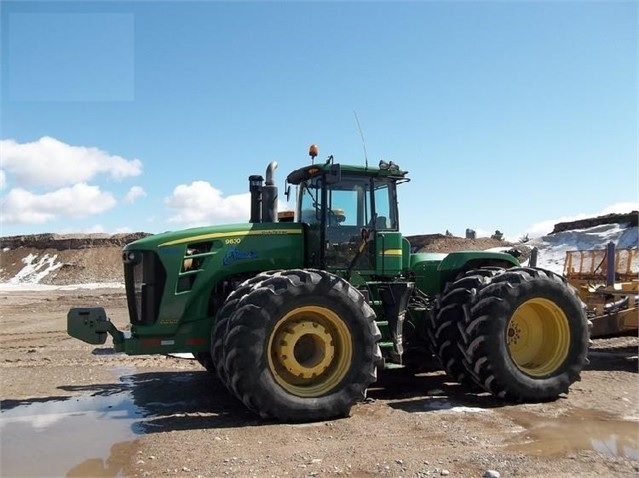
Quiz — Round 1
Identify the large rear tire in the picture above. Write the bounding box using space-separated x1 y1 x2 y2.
438 267 589 401
221 269 381 422
427 269 501 387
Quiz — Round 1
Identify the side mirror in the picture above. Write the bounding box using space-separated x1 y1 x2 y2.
325 164 341 184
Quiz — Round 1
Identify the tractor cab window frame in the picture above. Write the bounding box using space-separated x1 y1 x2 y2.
371 178 398 231
297 174 397 229
297 172 399 270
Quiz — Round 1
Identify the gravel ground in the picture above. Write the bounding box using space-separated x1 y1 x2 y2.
1 289 638 478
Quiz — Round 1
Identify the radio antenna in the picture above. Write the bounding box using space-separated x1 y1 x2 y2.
353 110 369 168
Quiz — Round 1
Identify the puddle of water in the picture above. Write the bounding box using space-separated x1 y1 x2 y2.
0 384 142 477
504 409 639 460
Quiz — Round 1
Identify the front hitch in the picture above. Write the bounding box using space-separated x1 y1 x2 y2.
67 307 125 349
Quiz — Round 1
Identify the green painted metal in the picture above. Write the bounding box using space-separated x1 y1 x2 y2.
375 232 404 277
409 250 519 295
129 222 304 337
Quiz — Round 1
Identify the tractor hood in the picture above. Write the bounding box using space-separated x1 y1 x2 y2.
118 221 306 343
124 222 303 251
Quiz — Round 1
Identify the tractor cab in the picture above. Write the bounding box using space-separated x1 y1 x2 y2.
286 145 410 280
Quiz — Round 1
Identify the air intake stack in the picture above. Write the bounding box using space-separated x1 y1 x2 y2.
248 175 263 223
248 161 279 223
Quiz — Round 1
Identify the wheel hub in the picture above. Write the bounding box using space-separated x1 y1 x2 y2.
507 322 522 345
277 321 335 379
267 305 353 397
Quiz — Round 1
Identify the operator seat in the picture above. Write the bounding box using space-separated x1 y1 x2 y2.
375 216 388 230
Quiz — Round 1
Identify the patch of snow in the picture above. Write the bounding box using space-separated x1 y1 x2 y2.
617 227 639 249
2 247 9 252
524 225 638 275
484 246 520 253
8 253 63 284
168 353 195 359
421 399 486 413
0 282 124 292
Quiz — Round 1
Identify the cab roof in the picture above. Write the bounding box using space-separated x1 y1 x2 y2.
286 162 409 185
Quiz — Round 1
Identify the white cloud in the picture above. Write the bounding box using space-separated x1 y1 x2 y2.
0 170 6 190
165 181 251 226
82 225 107 234
1 183 116 224
124 186 146 204
0 136 142 188
600 202 639 215
165 181 292 227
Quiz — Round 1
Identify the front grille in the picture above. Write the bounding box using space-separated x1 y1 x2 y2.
123 250 166 325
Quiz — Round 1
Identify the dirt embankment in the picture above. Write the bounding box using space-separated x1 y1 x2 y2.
0 232 150 251
0 245 129 285
0 234 149 285
0 246 125 285
552 211 638 233
406 234 508 253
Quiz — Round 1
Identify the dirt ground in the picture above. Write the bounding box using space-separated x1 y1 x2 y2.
1 288 638 478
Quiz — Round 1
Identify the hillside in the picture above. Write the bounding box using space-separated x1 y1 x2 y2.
0 233 148 285
405 234 506 253
0 232 150 250
0 211 636 286
552 211 638 233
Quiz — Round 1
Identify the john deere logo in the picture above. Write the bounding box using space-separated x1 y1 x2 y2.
223 248 258 266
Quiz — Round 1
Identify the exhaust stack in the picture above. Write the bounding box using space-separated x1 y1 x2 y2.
248 161 278 223
262 161 278 223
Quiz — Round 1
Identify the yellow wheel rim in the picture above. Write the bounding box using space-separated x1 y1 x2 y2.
267 306 352 397
507 298 570 377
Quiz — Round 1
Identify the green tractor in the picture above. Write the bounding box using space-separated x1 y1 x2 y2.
68 145 589 422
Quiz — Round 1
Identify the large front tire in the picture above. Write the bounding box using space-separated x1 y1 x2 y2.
211 272 279 390
221 269 381 422
195 352 215 373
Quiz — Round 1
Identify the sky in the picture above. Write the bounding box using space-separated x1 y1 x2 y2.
1 1 637 242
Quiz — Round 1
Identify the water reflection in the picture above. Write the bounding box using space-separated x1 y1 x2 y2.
0 388 142 477
67 441 137 478
503 409 639 460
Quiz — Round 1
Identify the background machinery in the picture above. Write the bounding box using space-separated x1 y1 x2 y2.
564 243 638 338
69 146 590 422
